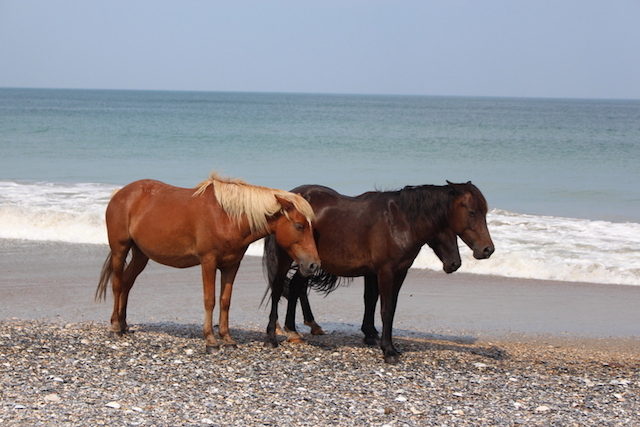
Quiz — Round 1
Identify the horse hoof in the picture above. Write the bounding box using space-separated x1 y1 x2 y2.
224 343 238 350
310 327 325 335
305 321 325 335
384 354 401 364
287 336 304 344
108 330 125 339
363 336 379 346
264 340 278 349
205 345 220 354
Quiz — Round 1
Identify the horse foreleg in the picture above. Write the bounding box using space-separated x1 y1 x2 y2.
201 259 219 353
265 255 292 348
361 274 380 345
300 287 325 335
378 269 407 364
218 264 240 349
283 272 306 344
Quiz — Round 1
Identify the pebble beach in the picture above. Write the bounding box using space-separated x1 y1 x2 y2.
2 320 639 426
2 240 640 426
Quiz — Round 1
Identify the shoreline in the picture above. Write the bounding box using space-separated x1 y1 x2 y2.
2 239 639 344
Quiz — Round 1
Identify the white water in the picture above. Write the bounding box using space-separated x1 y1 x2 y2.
1 181 638 286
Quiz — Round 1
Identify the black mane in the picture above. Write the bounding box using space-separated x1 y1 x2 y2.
397 184 453 230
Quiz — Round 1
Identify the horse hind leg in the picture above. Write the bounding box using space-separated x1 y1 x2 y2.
265 254 292 348
300 288 325 335
283 271 308 344
110 245 149 337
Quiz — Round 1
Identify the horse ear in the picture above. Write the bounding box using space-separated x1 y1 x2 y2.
274 195 294 211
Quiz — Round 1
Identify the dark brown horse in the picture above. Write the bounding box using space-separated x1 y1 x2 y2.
263 182 494 364
96 173 320 353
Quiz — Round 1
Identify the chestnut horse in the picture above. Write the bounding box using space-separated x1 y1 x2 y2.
263 182 494 364
96 173 320 353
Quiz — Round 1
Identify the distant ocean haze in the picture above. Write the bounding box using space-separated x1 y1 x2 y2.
1 88 639 285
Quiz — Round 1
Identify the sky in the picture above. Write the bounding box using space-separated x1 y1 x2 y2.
1 1 639 99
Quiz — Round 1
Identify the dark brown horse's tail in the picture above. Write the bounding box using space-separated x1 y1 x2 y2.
261 235 280 306
261 234 346 302
262 234 279 288
95 253 113 302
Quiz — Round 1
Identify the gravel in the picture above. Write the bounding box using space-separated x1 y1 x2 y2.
1 319 639 426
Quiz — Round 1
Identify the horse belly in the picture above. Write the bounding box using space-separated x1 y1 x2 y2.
140 246 201 269
129 210 202 268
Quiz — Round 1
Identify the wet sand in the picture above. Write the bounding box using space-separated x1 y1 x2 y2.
2 239 639 347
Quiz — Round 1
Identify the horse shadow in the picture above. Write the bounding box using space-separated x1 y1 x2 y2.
127 321 508 361
292 323 508 361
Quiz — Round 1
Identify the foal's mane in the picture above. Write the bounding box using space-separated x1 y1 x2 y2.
193 172 315 233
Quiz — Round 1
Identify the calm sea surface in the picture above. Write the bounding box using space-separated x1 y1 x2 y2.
1 88 639 285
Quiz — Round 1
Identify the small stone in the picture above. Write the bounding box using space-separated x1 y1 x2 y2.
202 419 214 424
409 406 423 415
106 401 121 409
44 393 61 402
474 362 488 368
395 395 407 402
535 405 551 412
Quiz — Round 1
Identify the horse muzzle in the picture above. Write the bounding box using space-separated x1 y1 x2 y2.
443 259 461 274
473 244 495 260
298 258 321 277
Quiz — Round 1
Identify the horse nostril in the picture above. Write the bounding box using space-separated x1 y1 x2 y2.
483 246 495 258
309 262 319 272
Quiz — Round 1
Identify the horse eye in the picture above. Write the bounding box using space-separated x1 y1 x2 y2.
294 222 304 231
468 209 476 216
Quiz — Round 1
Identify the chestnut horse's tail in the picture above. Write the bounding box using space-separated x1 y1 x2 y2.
261 235 346 304
95 252 113 302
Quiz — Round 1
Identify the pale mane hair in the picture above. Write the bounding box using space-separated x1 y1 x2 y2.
193 172 315 234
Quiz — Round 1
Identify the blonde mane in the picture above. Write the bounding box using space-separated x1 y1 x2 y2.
193 172 315 233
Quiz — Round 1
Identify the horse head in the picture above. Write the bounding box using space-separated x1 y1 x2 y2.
426 227 462 273
447 181 495 260
273 195 321 277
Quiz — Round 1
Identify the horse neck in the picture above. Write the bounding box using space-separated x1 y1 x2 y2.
228 213 273 248
397 186 452 243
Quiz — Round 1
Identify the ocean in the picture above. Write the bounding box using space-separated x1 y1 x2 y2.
1 88 639 285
